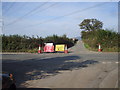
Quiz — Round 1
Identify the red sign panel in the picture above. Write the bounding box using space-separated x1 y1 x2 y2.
44 45 54 52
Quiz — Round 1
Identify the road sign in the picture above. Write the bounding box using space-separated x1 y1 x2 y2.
55 44 65 51
44 43 54 52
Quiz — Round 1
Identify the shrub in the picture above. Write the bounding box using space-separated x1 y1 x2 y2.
81 29 119 52
2 34 76 52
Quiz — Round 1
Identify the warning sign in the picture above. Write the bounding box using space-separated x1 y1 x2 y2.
55 45 65 51
44 43 54 52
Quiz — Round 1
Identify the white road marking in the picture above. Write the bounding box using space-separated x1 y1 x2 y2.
101 61 118 64
82 68 85 69
115 62 119 64
102 62 106 64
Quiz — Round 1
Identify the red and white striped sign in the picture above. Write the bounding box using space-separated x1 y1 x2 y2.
44 43 54 52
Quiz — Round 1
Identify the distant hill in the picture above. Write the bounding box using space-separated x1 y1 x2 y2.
74 36 81 40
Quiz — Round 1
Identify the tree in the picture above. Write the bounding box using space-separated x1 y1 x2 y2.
79 19 103 31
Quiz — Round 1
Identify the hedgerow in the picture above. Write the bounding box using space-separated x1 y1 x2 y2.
2 34 77 52
81 29 119 52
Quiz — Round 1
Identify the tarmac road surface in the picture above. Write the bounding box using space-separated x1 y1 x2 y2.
2 40 119 88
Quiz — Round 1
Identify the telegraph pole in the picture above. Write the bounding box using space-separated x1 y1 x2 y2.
0 18 3 35
0 0 3 35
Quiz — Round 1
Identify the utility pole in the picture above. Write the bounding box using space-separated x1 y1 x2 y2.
0 18 3 35
0 0 2 34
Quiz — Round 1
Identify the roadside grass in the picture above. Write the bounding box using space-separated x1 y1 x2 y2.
2 48 38 53
81 29 119 52
27 48 38 53
84 43 119 52
102 47 119 52
2 46 46 53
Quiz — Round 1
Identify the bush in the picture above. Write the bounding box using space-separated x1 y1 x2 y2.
81 29 119 52
2 34 76 52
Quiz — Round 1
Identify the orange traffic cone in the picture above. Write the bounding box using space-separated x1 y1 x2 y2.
38 45 42 53
64 45 68 53
98 44 101 52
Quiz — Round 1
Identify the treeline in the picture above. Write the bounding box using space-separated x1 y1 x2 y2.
81 29 120 52
2 34 77 52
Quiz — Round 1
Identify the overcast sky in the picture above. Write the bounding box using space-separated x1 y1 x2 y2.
2 1 118 38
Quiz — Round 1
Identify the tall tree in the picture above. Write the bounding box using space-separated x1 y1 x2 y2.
79 19 103 31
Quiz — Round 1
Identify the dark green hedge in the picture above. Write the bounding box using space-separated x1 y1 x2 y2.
81 29 119 52
2 34 76 52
